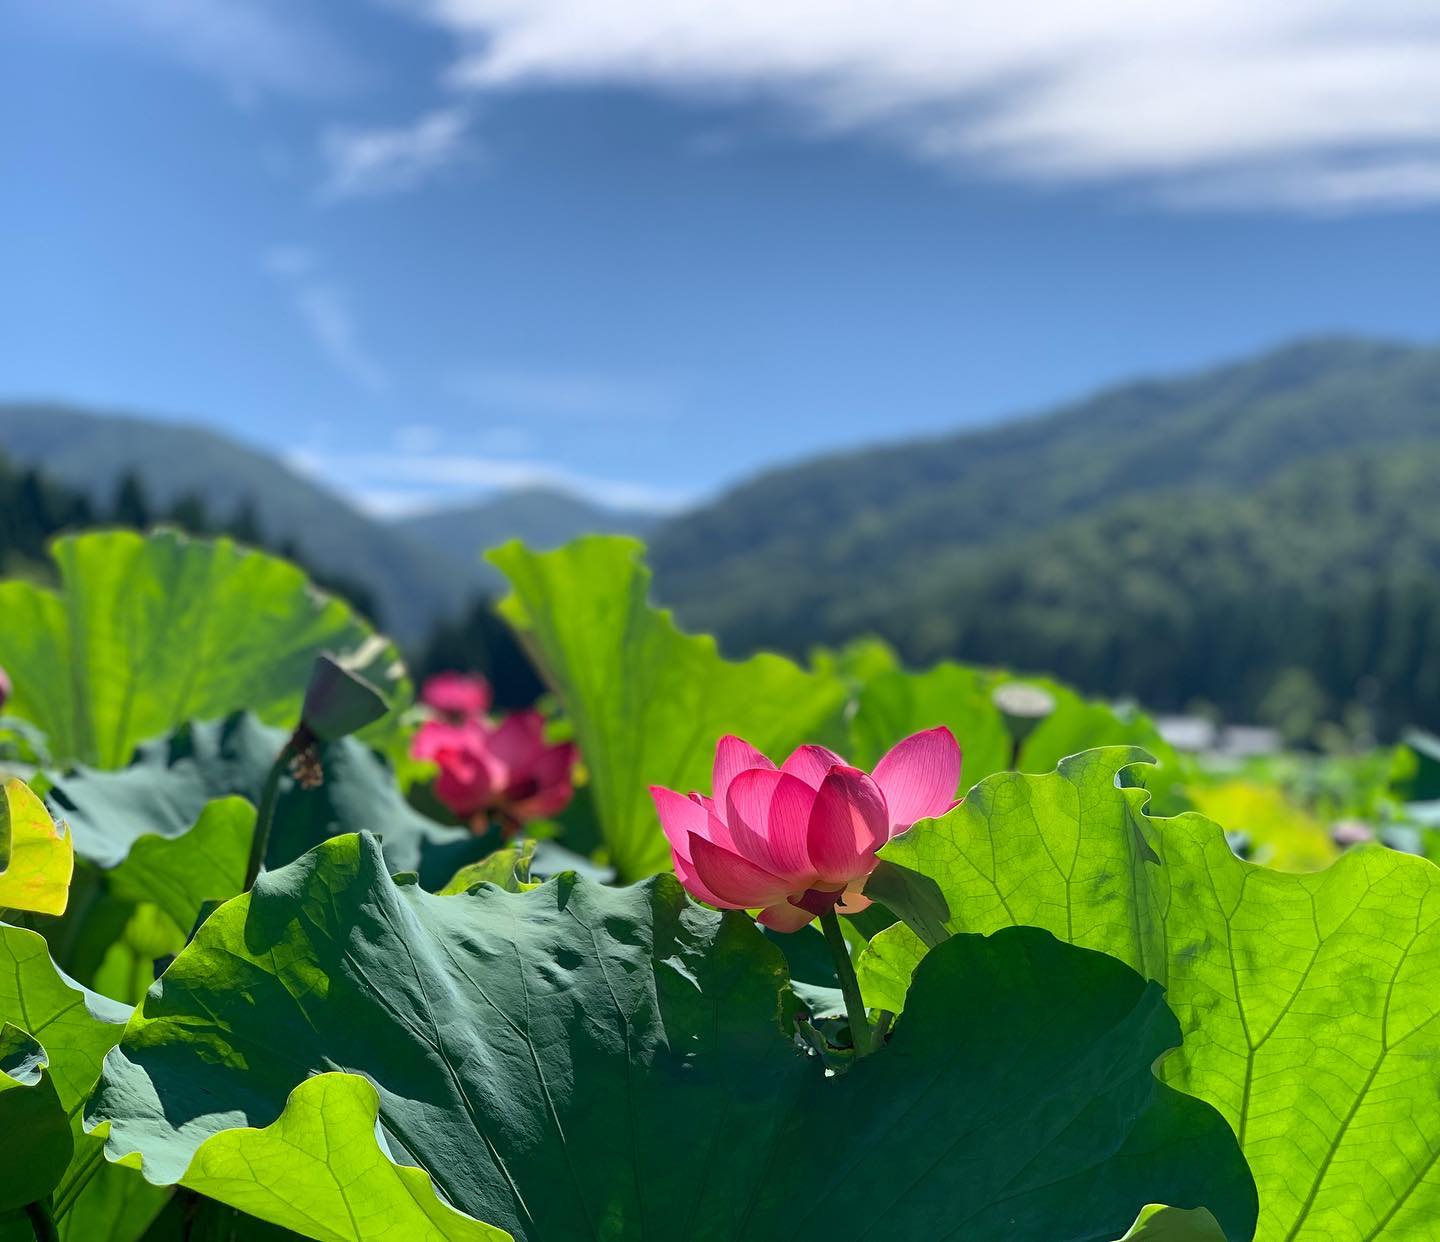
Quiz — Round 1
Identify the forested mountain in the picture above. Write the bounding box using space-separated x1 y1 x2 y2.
650 338 1440 733
394 486 658 575
10 337 1440 734
0 449 385 616
0 404 475 639
0 406 659 639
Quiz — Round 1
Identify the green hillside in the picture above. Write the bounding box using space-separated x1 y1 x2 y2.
0 406 672 641
0 404 482 640
393 485 658 580
650 337 1440 733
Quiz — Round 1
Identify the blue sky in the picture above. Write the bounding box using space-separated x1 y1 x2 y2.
7 2 1440 515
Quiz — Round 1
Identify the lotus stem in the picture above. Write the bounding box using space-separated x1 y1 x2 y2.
819 910 873 1057
243 733 303 891
25 1200 58 1242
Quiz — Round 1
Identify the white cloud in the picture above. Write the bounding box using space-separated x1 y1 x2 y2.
1165 157 1440 212
287 447 694 513
264 248 386 392
450 365 676 420
404 1 1440 208
320 107 473 200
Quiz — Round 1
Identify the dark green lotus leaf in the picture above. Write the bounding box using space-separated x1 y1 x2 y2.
861 746 1440 1240
92 834 1255 1242
44 713 487 888
0 529 410 770
0 1024 72 1212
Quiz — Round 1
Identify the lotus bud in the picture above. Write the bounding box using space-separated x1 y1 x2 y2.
301 653 389 743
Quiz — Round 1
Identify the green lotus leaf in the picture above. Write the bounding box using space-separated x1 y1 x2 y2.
848 662 1012 786
179 1074 507 1241
437 839 537 895
106 797 254 935
0 530 409 770
0 924 169 1239
1010 678 1180 787
0 778 73 916
51 1156 174 1242
91 833 1255 1241
0 1024 71 1212
859 746 1440 1240
848 661 1185 806
0 924 127 1112
1116 1205 1228 1241
44 713 486 888
488 537 848 881
47 798 259 1004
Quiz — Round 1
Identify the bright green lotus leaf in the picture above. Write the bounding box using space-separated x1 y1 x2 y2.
44 713 486 888
1013 679 1174 777
0 778 73 915
0 529 409 770
0 922 167 1238
859 746 1440 1240
847 662 1186 809
91 833 1255 1242
849 662 1012 787
59 798 257 1004
1116 1205 1228 1241
437 839 536 895
179 1073 508 1241
1184 780 1338 873
0 923 128 1111
489 537 847 880
107 798 253 934
88 903 184 1007
0 1024 72 1211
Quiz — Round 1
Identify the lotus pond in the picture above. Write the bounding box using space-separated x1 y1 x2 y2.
0 529 1437 1241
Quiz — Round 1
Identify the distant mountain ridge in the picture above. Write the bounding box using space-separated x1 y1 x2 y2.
9 336 1440 732
649 336 1440 729
393 486 658 573
0 404 475 641
651 337 1436 633
0 405 661 642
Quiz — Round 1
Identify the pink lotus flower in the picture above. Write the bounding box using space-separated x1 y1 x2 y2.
412 711 576 829
420 673 492 722
650 727 961 932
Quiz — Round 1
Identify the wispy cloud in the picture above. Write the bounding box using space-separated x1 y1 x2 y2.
319 107 474 200
32 0 362 98
450 365 677 421
405 1 1440 209
287 446 694 515
264 247 386 392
